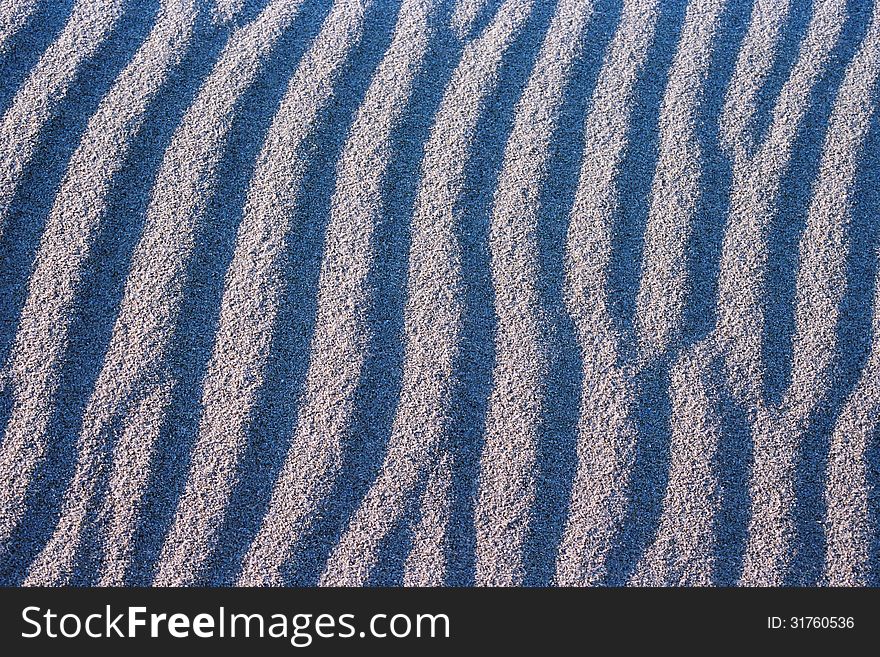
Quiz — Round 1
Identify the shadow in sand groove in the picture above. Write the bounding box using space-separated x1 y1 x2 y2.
124 0 335 587
356 5 491 589
200 0 403 586
841 90 880 587
278 0 504 587
601 0 689 587
75 11 247 587
712 366 754 586
366 472 426 586
606 0 687 356
332 1 485 588
0 0 877 587
747 0 814 162
276 1 461 588
0 0 163 586
0 0 160 405
360 0 564 587
436 0 558 587
0 0 76 117
223 0 276 28
689 0 753 586
522 0 623 587
313 3 463 589
763 0 868 409
68 0 284 585
684 0 749 348
783 0 873 586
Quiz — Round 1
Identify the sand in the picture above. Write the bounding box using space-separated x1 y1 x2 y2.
0 0 879 586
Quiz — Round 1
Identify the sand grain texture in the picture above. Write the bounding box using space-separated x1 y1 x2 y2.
1 0 879 586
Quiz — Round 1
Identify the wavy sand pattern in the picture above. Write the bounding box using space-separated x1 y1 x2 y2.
1 0 879 586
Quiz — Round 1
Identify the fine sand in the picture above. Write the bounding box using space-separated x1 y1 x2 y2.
1 0 879 586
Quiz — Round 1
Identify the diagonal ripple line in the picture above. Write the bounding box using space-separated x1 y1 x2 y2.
820 0 880 587
825 273 880 586
16 0 310 587
0 0 877 588
0 0 135 562
451 0 495 39
0 0 125 241
554 0 661 587
629 344 722 585
7 0 201 587
635 0 729 362
403 451 454 586
236 0 437 587
628 0 729 586
319 0 536 587
718 0 792 163
713 0 847 587
212 0 246 25
154 0 381 587
473 0 597 587
0 0 39 55
99 0 311 588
